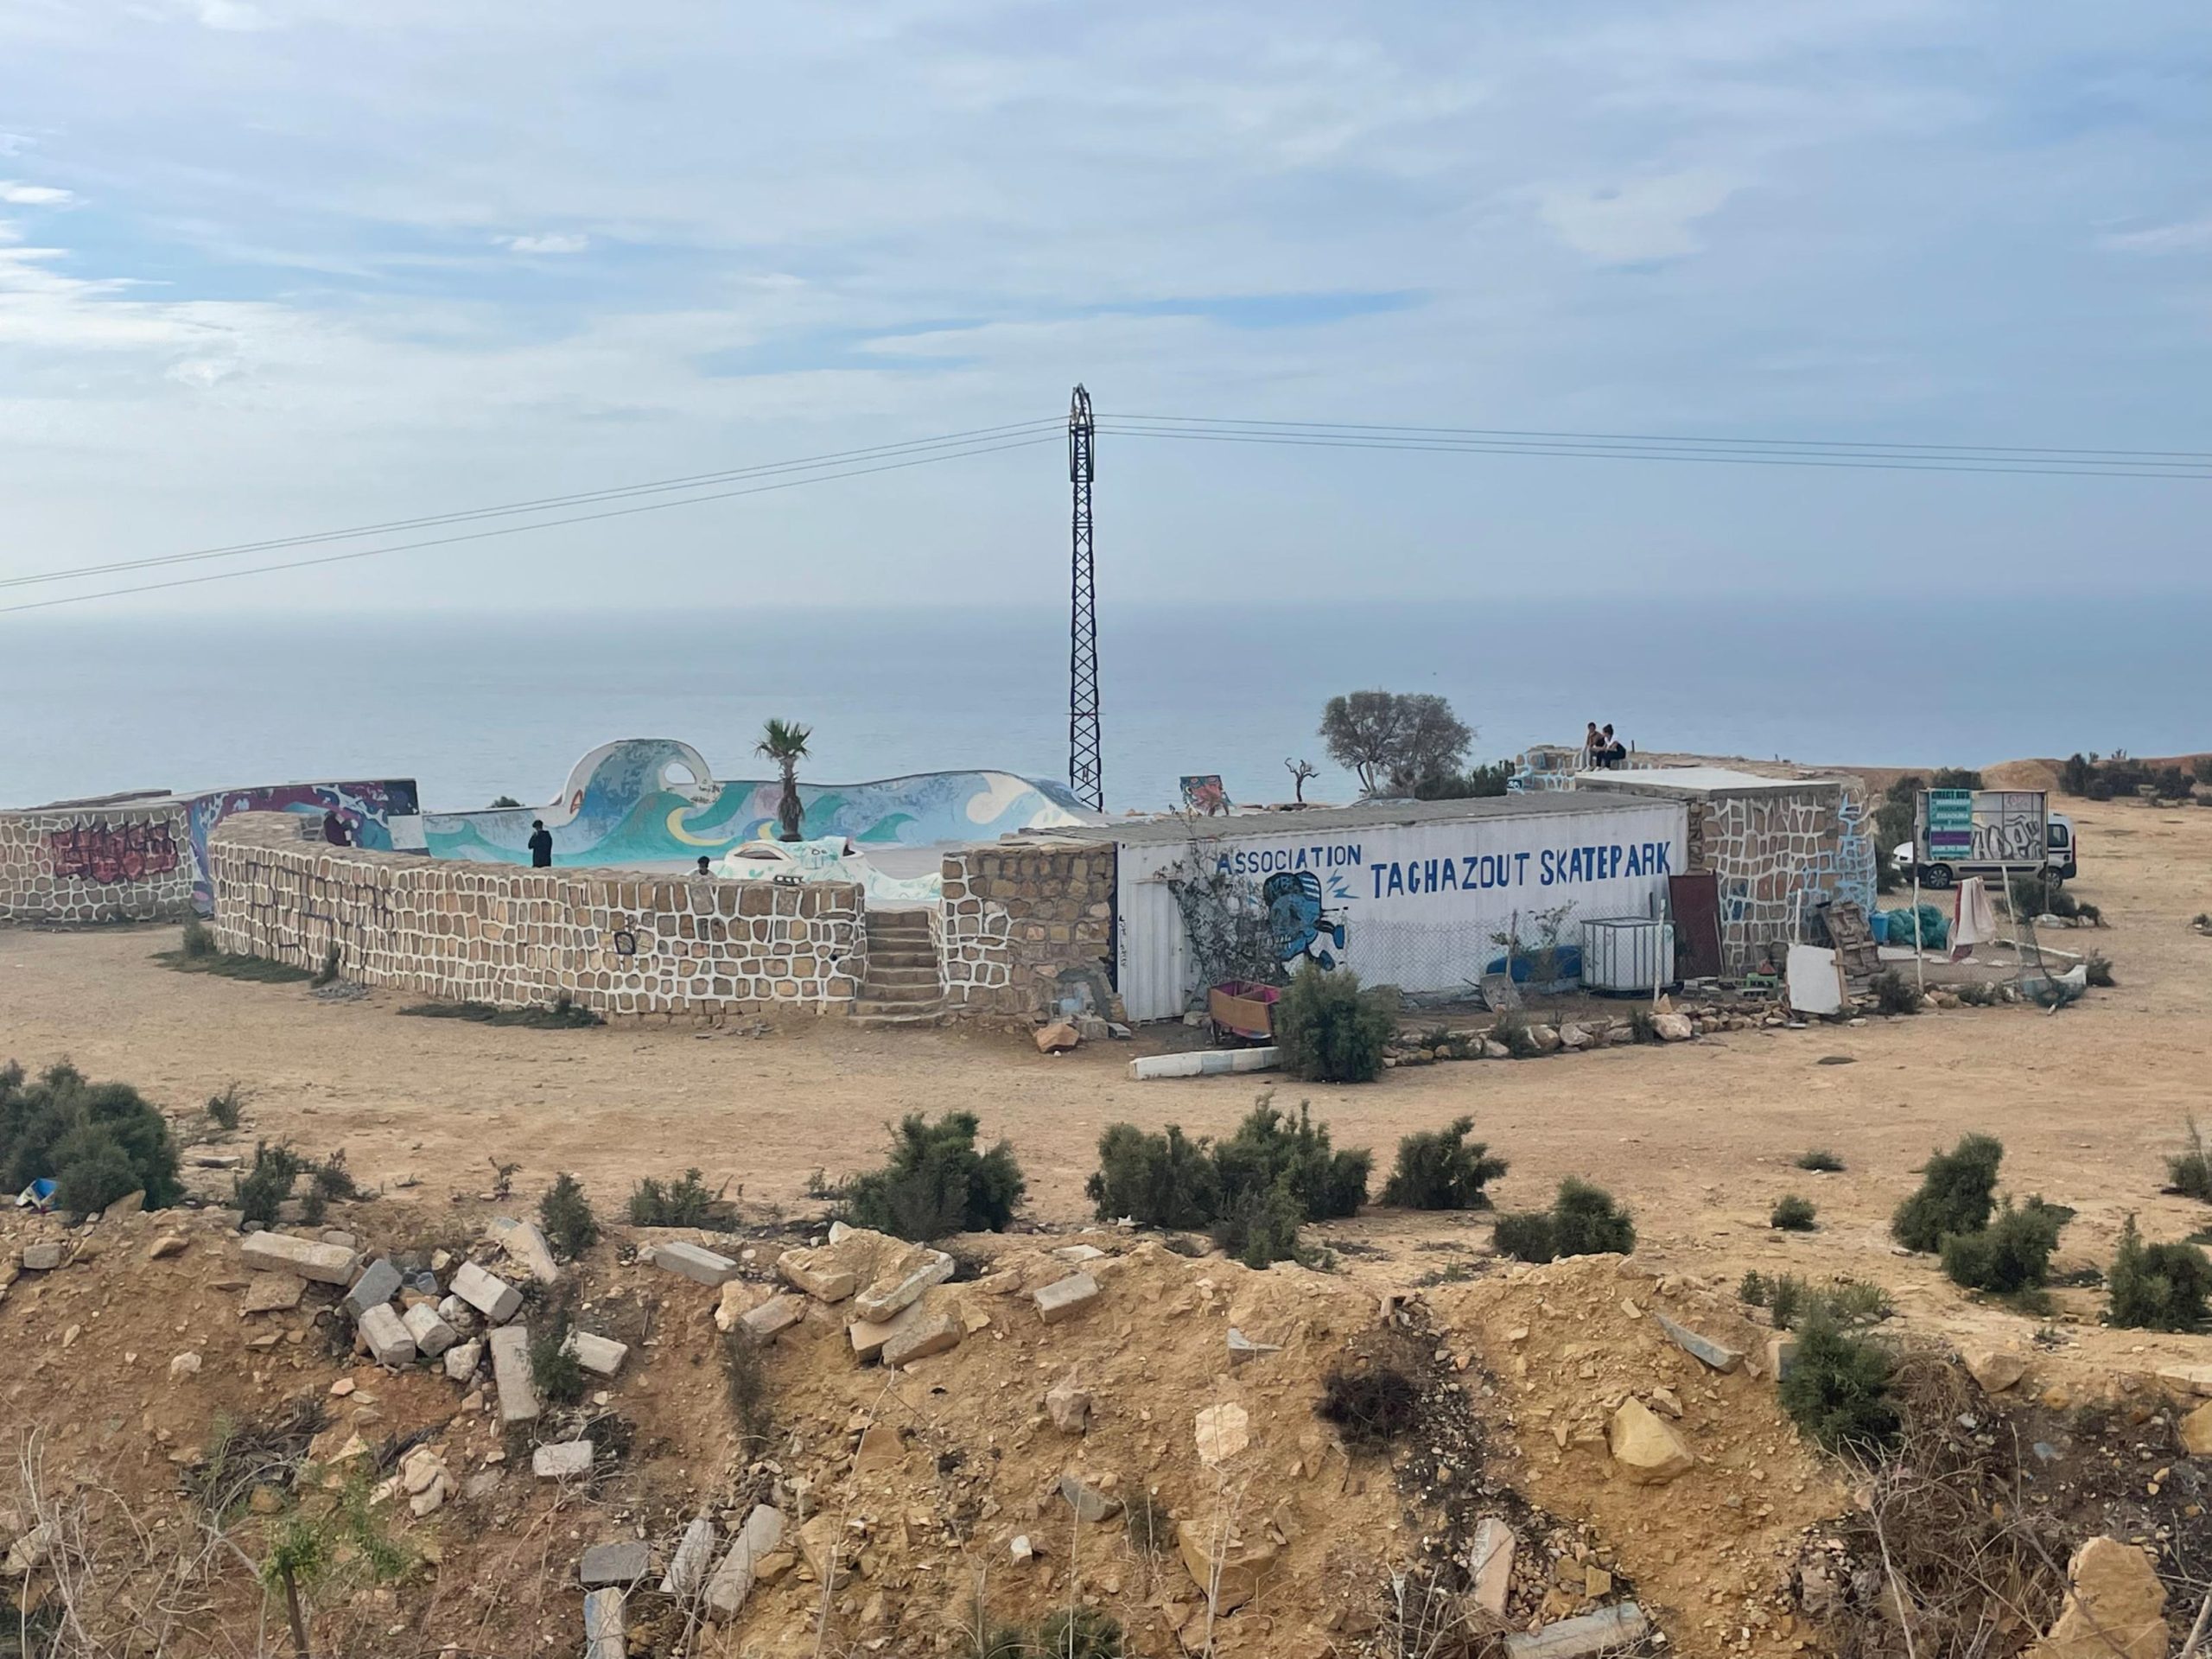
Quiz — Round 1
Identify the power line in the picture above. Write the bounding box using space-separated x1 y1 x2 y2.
0 416 1063 594
1096 420 2212 480
1107 412 2212 465
0 433 1058 616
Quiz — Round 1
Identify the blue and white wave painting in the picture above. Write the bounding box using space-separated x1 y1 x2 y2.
422 737 1093 868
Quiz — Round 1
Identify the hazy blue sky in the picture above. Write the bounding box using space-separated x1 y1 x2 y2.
1 1 2208 613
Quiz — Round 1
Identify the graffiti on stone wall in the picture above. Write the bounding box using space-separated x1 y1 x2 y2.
47 818 181 884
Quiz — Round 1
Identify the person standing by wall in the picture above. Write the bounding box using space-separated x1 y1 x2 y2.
528 819 554 868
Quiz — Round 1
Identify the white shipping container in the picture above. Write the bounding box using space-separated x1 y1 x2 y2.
1109 796 1688 1022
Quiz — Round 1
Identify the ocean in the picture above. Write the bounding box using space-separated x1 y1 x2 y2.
2 597 2204 814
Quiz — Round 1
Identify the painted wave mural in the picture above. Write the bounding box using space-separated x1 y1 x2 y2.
422 738 1092 868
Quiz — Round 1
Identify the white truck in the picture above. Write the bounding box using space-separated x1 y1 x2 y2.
1904 788 2076 887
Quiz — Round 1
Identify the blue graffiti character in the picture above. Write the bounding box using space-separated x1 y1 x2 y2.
1262 871 1348 970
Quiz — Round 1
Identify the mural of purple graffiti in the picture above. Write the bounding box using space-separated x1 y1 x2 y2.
184 779 423 912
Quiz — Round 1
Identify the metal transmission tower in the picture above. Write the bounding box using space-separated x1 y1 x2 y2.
1066 385 1103 810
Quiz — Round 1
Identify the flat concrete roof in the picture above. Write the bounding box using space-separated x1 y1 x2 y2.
1037 787 1672 849
1576 766 1840 795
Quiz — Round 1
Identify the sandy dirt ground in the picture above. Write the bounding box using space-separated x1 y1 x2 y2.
5 791 2211 1376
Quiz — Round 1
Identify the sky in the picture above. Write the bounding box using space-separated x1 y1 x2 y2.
1 0 2209 615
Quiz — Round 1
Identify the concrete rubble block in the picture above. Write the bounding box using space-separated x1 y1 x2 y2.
401 1302 459 1358
20 1243 62 1272
443 1338 482 1382
851 1248 956 1323
355 1304 417 1368
1653 1013 1694 1042
487 1216 562 1286
1058 1473 1121 1523
1961 1345 2028 1394
848 1313 902 1364
450 1261 524 1325
582 1587 625 1659
486 1324 540 1424
435 1294 478 1334
740 1294 804 1342
1225 1327 1280 1365
579 1539 652 1587
1651 1310 1743 1372
240 1271 308 1313
532 1440 594 1479
239 1231 359 1286
343 1258 403 1320
652 1241 739 1287
1046 1372 1091 1433
1052 1243 1107 1263
2182 1400 2212 1457
1608 1398 1694 1484
713 1280 762 1332
1033 1272 1102 1325
704 1504 785 1616
1469 1516 1516 1617
1504 1603 1649 1659
660 1516 717 1597
563 1330 630 1376
1175 1517 1275 1613
880 1308 963 1368
2033 1536 2168 1659
776 1245 859 1304
1764 1335 1799 1382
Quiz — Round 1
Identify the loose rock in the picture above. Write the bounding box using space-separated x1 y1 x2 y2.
450 1261 523 1324
1607 1398 1694 1484
579 1540 651 1587
1034 1272 1102 1325
532 1440 594 1479
652 1241 738 1287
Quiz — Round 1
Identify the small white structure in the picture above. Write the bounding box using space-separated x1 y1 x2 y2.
1065 791 1688 1022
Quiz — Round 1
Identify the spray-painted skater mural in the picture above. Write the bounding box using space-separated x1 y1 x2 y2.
185 780 423 912
423 739 1091 868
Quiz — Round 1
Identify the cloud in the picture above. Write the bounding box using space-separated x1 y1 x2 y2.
1537 169 1745 264
0 182 72 207
2101 215 2212 254
189 0 274 31
500 232 589 255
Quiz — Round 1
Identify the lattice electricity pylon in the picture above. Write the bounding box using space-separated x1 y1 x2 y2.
1067 384 1103 811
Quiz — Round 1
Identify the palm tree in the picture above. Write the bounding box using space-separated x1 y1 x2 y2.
757 718 812 841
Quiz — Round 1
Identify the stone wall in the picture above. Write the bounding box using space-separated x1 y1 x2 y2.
0 803 194 925
938 841 1116 1020
211 811 863 1020
1693 785 1874 975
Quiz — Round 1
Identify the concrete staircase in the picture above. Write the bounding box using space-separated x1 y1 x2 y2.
850 909 945 1026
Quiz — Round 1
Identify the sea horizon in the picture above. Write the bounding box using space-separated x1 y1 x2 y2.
3 594 2205 815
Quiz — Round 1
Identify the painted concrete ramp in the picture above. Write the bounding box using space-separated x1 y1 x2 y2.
423 737 1090 868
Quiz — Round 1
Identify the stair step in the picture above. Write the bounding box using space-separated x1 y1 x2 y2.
866 950 938 969
849 1007 948 1028
863 965 941 988
852 995 947 1017
855 987 942 1007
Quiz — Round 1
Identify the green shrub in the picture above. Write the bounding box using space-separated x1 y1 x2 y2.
296 1152 357 1227
2106 1215 2212 1332
1085 1122 1218 1230
2170 1118 2212 1203
1213 1096 1369 1220
1034 1609 1125 1659
1940 1197 2068 1294
1891 1133 2003 1252
1626 1007 1661 1044
0 1061 183 1212
843 1112 1025 1241
627 1167 720 1229
1771 1195 1818 1231
1273 963 1397 1084
1870 970 1923 1016
538 1173 600 1262
1552 1178 1635 1256
1795 1148 1845 1173
1768 1273 1806 1330
232 1141 304 1229
1778 1312 1900 1454
1494 1179 1634 1262
1929 767 1985 791
1738 1269 1770 1306
1211 1179 1306 1268
310 944 340 988
2009 873 2082 922
1491 1210 1555 1263
206 1085 243 1132
529 1300 586 1408
1380 1117 1508 1210
181 918 219 959
1491 1010 1541 1058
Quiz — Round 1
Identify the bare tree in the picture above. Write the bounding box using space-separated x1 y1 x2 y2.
1284 758 1318 804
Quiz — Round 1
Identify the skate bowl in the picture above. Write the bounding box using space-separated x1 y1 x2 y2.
422 738 1092 868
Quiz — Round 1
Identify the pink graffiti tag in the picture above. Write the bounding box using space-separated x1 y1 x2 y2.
48 818 182 884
